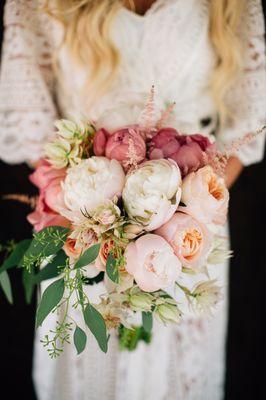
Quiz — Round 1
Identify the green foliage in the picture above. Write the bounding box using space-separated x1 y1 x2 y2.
41 321 73 358
83 303 108 353
74 243 100 269
0 239 31 273
142 312 153 333
74 326 87 355
118 325 152 351
34 251 67 284
22 227 69 271
23 268 36 304
36 278 65 327
106 254 119 283
0 271 13 304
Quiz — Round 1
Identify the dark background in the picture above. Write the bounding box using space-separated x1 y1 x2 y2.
0 2 265 399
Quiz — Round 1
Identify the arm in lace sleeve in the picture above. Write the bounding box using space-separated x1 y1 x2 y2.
217 0 266 166
0 0 58 164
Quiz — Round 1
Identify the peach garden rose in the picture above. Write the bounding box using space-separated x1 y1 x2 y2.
156 212 213 270
180 165 229 226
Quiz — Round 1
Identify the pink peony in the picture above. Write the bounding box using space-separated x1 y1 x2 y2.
125 234 181 292
155 212 213 270
27 159 69 231
148 128 213 176
180 166 229 226
94 126 146 168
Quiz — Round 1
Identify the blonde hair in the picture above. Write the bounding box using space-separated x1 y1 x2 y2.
43 0 244 116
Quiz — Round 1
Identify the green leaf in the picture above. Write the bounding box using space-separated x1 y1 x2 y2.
0 239 31 273
83 303 108 353
23 226 69 263
74 326 87 355
36 278 65 328
142 312 153 333
74 243 100 269
22 269 36 304
106 254 119 283
34 251 67 284
0 271 13 304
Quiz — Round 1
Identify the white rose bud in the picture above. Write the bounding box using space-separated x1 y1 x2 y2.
122 159 182 231
155 303 181 324
54 119 78 140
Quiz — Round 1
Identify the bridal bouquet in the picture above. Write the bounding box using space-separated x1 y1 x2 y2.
0 90 234 357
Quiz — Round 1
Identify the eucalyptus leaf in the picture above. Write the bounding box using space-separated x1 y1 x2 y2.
0 239 31 273
0 271 13 304
83 303 108 353
23 226 69 261
74 243 100 269
36 278 65 327
106 254 119 283
142 312 153 333
74 326 87 355
34 251 67 284
23 269 36 304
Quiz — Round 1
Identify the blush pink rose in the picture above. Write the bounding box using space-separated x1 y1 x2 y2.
94 126 146 168
29 159 66 189
125 234 181 292
27 193 69 232
180 166 229 226
27 159 69 231
148 129 214 176
155 212 213 270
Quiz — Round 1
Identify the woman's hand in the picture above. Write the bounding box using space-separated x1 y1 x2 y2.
225 156 244 189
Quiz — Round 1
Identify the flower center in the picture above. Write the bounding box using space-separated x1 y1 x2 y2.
208 176 224 200
182 229 202 260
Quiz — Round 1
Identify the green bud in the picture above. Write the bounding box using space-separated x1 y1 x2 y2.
129 293 153 312
156 304 181 324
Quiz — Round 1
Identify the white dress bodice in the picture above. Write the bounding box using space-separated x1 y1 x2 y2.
0 1 265 400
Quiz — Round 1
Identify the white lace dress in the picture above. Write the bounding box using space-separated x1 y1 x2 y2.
0 1 265 399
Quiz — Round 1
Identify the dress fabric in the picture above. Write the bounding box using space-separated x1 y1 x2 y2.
0 1 266 399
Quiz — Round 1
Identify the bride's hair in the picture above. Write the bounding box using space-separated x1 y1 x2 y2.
44 0 244 116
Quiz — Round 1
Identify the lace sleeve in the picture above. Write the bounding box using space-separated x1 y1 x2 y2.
217 0 266 166
0 0 57 164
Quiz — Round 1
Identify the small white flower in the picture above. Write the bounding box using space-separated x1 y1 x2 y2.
191 280 223 314
122 159 182 231
207 237 233 265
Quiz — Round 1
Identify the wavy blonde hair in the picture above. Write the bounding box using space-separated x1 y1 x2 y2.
43 0 244 117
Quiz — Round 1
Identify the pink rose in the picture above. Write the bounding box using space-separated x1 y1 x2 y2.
93 128 109 156
180 166 229 226
155 212 213 270
148 129 213 176
27 193 69 232
29 159 66 189
27 160 69 231
94 126 146 169
125 234 181 292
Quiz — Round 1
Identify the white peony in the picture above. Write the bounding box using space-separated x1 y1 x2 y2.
122 159 182 231
62 157 125 220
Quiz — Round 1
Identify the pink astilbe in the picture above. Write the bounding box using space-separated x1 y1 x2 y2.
203 126 266 177
156 102 176 129
123 132 145 172
138 85 157 138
